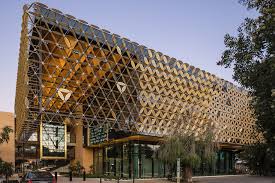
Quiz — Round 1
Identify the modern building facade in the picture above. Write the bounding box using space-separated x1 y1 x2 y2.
15 2 259 177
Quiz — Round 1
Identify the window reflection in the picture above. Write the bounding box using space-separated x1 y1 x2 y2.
41 123 66 158
102 142 165 178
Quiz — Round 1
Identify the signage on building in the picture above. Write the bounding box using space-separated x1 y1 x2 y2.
57 88 72 102
89 126 107 145
117 82 127 93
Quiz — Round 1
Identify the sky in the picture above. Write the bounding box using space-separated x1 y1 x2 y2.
0 0 257 113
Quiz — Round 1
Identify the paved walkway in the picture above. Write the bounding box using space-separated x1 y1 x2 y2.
2 175 274 183
54 175 275 183
193 175 275 183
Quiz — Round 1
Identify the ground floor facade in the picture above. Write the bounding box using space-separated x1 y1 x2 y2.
92 141 236 178
15 138 237 178
15 123 239 177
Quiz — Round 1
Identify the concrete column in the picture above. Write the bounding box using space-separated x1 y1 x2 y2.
73 105 93 172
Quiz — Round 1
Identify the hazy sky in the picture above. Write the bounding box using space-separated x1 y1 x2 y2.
0 0 257 113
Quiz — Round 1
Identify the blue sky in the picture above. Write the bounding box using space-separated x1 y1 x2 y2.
0 0 257 112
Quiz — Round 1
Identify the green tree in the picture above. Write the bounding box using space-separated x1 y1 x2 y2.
218 0 275 174
0 159 14 182
69 161 84 176
158 134 199 182
0 126 14 182
240 142 272 175
0 126 13 144
158 133 217 182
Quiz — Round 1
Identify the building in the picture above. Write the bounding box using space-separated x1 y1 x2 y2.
0 112 15 166
15 2 258 177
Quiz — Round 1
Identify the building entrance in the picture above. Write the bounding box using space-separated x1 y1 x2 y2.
93 140 236 178
94 141 165 178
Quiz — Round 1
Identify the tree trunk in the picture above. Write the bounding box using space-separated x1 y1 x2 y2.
182 166 192 183
167 163 173 180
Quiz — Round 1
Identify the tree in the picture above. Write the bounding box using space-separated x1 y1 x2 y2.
158 133 217 182
158 134 198 182
0 126 14 181
239 141 272 175
157 107 219 182
0 159 14 182
218 0 275 174
0 126 13 144
69 161 84 176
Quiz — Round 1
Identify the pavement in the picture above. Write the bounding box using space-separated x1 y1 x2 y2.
54 175 275 183
193 175 275 183
1 175 274 183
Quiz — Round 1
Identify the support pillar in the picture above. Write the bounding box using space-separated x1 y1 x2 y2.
73 105 93 172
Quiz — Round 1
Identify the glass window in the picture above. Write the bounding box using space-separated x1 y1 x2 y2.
140 144 153 178
41 123 66 158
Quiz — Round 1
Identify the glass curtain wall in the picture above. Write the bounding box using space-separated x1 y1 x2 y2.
94 142 235 178
99 141 165 178
193 150 235 176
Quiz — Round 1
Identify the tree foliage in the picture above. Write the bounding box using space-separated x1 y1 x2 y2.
0 126 14 181
240 142 274 175
69 161 84 176
158 132 217 182
158 134 200 168
0 126 13 144
0 159 14 182
218 0 275 174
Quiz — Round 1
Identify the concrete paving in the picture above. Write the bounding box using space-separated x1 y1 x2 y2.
193 175 275 183
54 175 275 183
2 175 274 183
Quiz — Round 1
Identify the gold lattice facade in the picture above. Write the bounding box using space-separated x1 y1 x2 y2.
15 2 257 159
